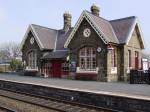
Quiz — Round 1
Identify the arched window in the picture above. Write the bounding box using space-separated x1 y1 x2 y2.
79 47 96 71
28 51 37 69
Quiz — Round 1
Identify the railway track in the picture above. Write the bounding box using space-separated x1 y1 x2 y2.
0 106 15 112
0 89 120 112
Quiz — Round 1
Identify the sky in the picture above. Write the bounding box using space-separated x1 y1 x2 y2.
0 0 150 52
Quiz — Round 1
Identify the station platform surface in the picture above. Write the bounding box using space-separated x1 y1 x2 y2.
0 73 150 101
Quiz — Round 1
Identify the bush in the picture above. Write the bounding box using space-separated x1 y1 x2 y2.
10 59 23 71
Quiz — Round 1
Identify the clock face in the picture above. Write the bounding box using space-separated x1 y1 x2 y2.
97 47 102 53
83 28 91 37
30 37 34 44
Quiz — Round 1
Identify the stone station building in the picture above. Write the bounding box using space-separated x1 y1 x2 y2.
21 5 145 82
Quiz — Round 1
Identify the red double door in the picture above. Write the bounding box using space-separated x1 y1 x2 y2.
51 60 62 78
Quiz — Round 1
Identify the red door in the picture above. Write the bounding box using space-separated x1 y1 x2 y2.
52 61 62 78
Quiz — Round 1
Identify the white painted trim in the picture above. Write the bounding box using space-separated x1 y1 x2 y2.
84 11 108 44
126 18 137 44
126 18 145 49
64 11 108 48
136 19 145 49
20 24 44 51
30 25 44 49
54 30 58 51
85 11 114 43
64 11 85 48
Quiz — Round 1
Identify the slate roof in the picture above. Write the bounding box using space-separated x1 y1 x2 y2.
30 24 73 50
85 11 138 44
42 51 68 59
86 11 119 44
22 10 143 60
24 13 139 51
56 28 73 50
31 24 58 50
110 16 136 44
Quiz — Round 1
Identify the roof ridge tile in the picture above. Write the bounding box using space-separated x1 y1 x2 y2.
31 24 58 31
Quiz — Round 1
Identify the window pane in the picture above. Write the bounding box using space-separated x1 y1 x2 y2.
79 47 96 71
28 51 37 69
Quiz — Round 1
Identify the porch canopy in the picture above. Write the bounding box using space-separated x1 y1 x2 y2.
41 51 68 60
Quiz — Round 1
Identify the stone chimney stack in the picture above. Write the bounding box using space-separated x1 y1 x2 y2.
91 4 100 16
63 12 72 32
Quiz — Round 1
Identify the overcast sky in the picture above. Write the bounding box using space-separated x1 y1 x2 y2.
0 0 150 51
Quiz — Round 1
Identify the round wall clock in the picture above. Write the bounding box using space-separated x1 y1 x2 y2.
97 47 102 53
30 37 34 44
83 28 91 37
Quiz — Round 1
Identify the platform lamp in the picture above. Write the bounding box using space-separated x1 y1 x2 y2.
107 43 114 53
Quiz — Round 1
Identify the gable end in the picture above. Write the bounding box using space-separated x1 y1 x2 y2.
126 20 145 49
64 11 109 48
21 25 44 51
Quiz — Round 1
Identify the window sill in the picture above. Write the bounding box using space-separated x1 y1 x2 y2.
76 67 99 74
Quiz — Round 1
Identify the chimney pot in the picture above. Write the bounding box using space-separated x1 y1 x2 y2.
63 12 72 32
91 4 100 16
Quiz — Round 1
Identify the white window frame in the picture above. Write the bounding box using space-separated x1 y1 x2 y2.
79 47 97 71
27 51 37 69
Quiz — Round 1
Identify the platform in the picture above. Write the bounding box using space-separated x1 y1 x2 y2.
0 73 150 111
0 73 149 100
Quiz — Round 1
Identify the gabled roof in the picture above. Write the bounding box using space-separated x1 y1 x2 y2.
31 24 58 50
21 9 145 52
110 16 145 48
86 11 119 44
64 11 119 48
110 16 136 44
64 11 145 49
21 24 58 50
21 24 72 51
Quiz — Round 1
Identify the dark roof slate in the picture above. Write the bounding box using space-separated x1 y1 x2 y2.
31 13 138 52
31 24 72 50
31 24 57 50
56 28 73 50
110 16 136 44
86 11 119 44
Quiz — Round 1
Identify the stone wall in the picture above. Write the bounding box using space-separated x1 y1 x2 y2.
122 28 142 82
107 45 118 82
